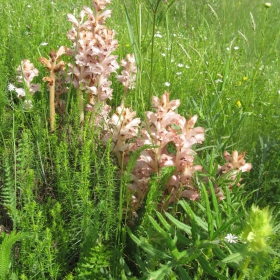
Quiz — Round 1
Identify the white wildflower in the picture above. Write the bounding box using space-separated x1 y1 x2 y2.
177 63 184 68
164 82 170 87
40 42 48 46
176 72 182 75
234 46 239 50
224 233 238 244
8 83 16 92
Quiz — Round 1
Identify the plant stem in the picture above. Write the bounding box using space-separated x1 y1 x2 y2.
50 63 56 131
148 0 161 101
238 256 251 280
79 88 84 124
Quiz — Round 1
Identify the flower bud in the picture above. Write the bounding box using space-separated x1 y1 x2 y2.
241 205 273 252
264 2 271 8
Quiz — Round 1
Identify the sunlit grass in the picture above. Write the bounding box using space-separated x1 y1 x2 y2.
0 0 279 278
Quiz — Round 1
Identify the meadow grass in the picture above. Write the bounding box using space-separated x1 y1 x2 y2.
0 0 280 279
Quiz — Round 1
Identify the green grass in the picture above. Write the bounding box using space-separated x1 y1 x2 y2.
0 0 280 279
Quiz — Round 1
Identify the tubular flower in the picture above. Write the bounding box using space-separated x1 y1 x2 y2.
103 102 141 164
125 92 204 217
67 0 118 123
116 53 137 92
15 59 40 97
218 150 252 188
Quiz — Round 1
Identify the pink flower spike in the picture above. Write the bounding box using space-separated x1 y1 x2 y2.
67 14 79 27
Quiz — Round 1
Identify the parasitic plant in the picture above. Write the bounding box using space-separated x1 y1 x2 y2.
116 53 137 95
106 91 252 220
39 46 67 131
13 59 40 102
67 0 119 125
106 91 205 218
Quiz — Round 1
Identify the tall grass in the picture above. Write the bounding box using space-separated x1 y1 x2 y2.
0 0 279 279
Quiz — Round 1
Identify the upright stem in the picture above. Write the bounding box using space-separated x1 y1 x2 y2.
79 88 85 124
49 66 56 131
148 0 161 101
238 256 251 280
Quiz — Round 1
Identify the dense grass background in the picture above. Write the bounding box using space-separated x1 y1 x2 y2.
0 0 280 279
2 0 280 156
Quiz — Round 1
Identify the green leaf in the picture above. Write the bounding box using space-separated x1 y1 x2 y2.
123 2 140 66
0 231 24 279
176 265 192 280
222 252 244 264
179 200 208 232
198 255 228 280
156 212 191 246
148 215 176 252
213 213 243 239
201 183 214 239
165 212 192 236
126 227 171 260
147 262 175 280
209 180 221 228
174 247 201 265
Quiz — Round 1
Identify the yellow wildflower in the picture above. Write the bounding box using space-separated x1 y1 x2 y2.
243 76 248 81
237 81 242 86
237 100 242 107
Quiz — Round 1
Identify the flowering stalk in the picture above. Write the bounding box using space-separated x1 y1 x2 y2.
218 150 252 191
67 0 119 125
116 54 137 95
14 59 40 99
237 205 274 279
39 46 66 131
107 92 204 218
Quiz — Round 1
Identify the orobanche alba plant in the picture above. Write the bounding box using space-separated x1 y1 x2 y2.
10 0 252 222
104 91 252 220
3 0 263 278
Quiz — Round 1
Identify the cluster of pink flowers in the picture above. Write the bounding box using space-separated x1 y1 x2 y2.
105 91 252 219
116 54 137 93
9 0 252 220
105 92 204 217
103 102 141 164
219 150 252 187
67 0 119 123
128 92 206 216
66 0 136 125
14 59 40 98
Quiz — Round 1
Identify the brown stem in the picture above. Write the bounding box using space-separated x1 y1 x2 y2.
50 64 56 131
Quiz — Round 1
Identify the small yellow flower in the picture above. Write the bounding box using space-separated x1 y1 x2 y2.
237 81 242 86
237 100 242 107
125 44 130 47
243 76 248 81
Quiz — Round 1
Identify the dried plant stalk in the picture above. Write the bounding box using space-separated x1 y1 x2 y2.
39 47 66 131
